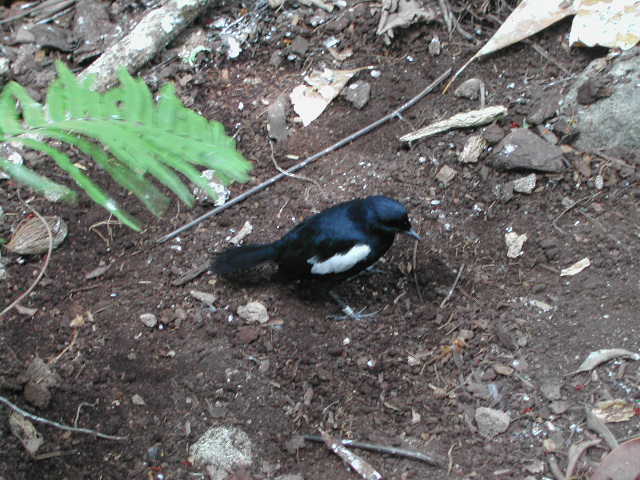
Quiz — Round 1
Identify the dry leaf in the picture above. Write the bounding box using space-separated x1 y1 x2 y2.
570 0 640 50
6 216 68 255
592 437 640 480
448 0 638 90
593 399 635 423
560 257 591 276
15 304 38 316
570 348 640 375
9 412 44 456
290 68 367 126
84 262 113 280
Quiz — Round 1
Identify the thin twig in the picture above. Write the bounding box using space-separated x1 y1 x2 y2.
566 439 601 479
48 328 79 365
73 400 98 427
547 455 565 480
304 434 445 467
438 0 453 33
412 239 424 303
439 263 465 309
447 442 457 474
268 139 325 195
157 68 452 243
525 40 571 75
0 0 74 25
0 395 127 441
1 200 53 318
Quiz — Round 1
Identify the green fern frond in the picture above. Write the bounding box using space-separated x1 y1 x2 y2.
0 61 252 232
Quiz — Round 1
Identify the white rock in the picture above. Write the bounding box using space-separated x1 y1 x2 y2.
237 302 269 324
436 165 457 186
132 394 146 406
190 426 253 473
475 407 510 438
505 232 527 258
513 173 537 193
190 290 217 306
139 313 158 328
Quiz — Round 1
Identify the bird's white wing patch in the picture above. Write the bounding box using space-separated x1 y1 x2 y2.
307 244 371 275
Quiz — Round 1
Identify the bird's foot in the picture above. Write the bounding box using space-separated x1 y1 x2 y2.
328 291 378 320
329 306 378 321
362 265 386 275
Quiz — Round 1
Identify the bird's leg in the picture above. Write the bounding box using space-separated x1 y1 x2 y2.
363 264 386 274
328 290 377 321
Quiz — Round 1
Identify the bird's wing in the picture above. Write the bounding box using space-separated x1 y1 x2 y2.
278 226 371 277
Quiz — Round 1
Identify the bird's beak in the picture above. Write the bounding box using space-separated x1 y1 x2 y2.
405 229 421 240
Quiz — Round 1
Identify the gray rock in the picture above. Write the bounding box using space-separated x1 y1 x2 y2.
267 94 289 143
15 24 75 52
290 36 310 56
559 49 640 154
549 400 570 414
494 181 514 202
482 124 505 145
454 78 484 101
0 57 9 87
343 81 371 109
541 379 562 401
237 301 269 324
139 313 158 328
475 407 510 438
490 128 566 172
18 357 61 409
270 49 283 67
527 90 562 125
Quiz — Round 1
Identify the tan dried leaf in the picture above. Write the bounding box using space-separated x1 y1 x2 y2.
6 216 68 255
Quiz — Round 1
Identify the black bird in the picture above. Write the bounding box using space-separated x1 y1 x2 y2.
212 196 420 317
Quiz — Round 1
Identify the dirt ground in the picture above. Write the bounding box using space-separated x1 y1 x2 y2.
1 1 640 479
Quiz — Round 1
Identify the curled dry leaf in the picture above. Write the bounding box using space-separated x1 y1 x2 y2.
400 106 507 142
593 399 635 423
290 67 368 127
570 348 640 375
505 231 527 258
9 412 43 456
560 257 591 276
592 437 640 480
6 216 68 255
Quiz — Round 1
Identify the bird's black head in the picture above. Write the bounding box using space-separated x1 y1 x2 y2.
365 196 420 239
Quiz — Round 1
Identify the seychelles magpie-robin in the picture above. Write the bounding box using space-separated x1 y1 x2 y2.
212 196 420 317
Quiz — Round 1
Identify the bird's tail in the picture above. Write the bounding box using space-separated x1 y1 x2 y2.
211 243 278 274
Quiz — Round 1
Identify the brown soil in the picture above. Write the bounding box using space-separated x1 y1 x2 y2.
1 2 640 479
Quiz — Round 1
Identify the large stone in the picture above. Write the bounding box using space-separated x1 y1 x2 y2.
490 128 565 172
559 49 640 156
190 426 253 478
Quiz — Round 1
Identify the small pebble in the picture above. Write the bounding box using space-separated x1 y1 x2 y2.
139 313 158 328
237 301 269 324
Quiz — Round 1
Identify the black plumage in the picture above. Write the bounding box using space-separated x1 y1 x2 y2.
212 195 419 283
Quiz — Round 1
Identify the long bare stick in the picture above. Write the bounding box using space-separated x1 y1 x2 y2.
0 395 127 441
157 68 452 243
304 434 445 466
80 0 213 91
1 201 52 318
